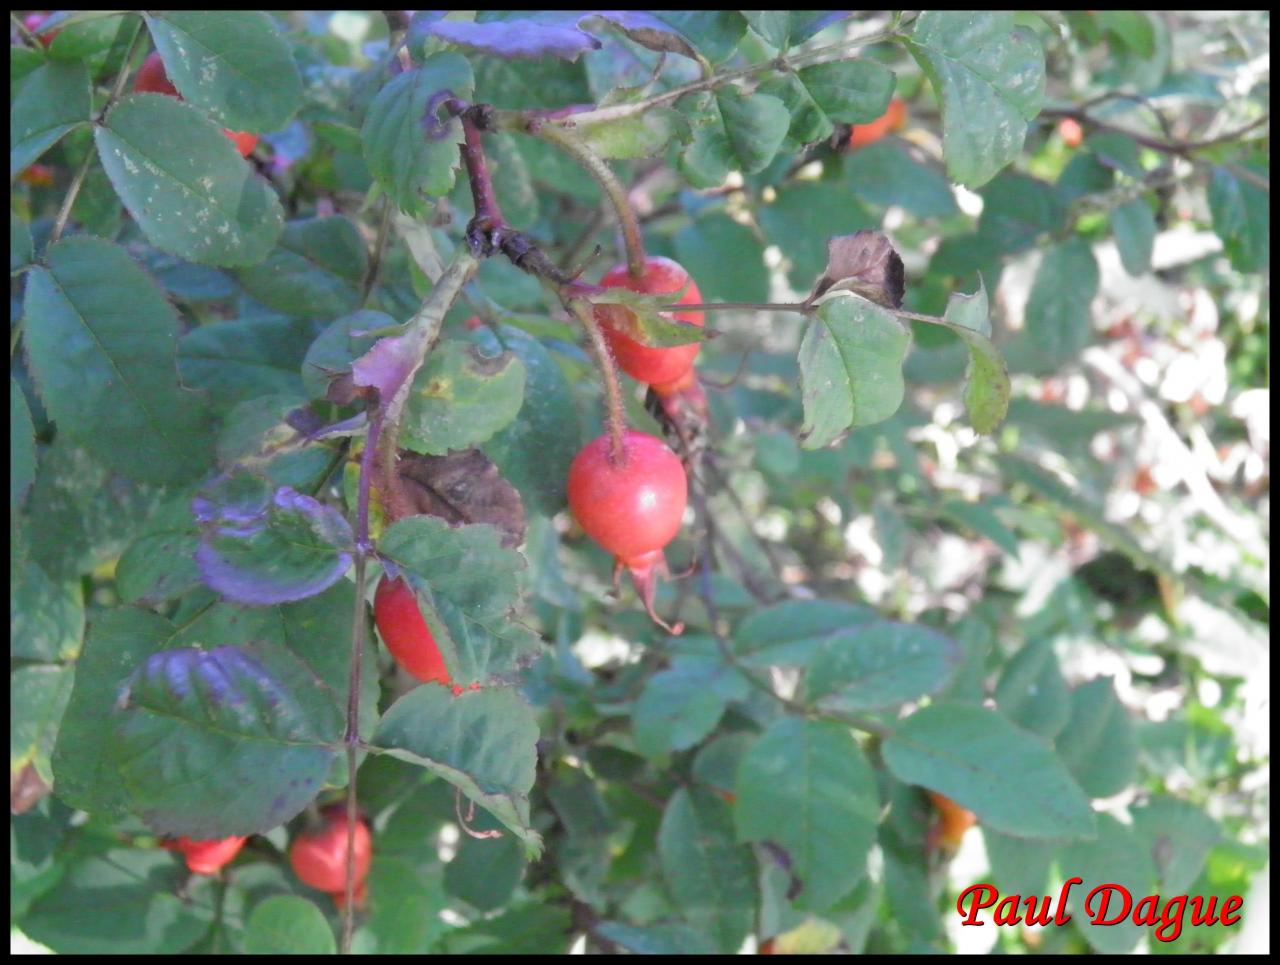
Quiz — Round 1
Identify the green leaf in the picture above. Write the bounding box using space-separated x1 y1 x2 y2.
1130 795 1221 895
983 829 1054 898
11 377 36 507
650 12 746 64
757 182 877 291
1110 198 1156 276
1096 10 1157 58
24 440 167 580
473 325 581 516
1208 162 1269 273
179 317 316 411
10 664 75 785
11 212 33 270
51 608 178 815
680 117 734 188
733 599 878 668
842 141 958 219
444 818 527 912
1060 815 1155 953
939 499 1019 557
803 620 961 714
993 638 1071 738
799 295 910 448
244 895 336 955
715 87 790 174
594 921 717 955
10 558 83 662
907 12 1045 187
115 495 203 605
110 642 343 837
23 237 213 484
95 94 283 266
22 849 215 954
673 213 768 303
578 106 687 160
144 12 302 132
401 338 527 455
232 216 368 318
377 516 539 682
736 718 879 911
10 61 91 178
301 309 390 400
881 702 1096 840
795 60 895 124
375 685 542 857
1022 237 1099 366
363 53 474 216
658 788 756 953
934 281 1010 434
743 11 791 49
1056 677 1138 798
633 653 750 758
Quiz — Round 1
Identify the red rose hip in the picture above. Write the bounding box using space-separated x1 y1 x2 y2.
596 256 704 388
374 576 451 686
289 809 373 895
567 430 688 632
133 52 258 157
167 835 248 875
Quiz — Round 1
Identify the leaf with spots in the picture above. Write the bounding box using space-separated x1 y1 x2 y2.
95 94 283 266
109 643 342 838
401 338 527 455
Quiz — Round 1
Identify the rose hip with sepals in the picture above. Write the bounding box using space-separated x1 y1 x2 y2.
595 256 705 388
567 430 688 632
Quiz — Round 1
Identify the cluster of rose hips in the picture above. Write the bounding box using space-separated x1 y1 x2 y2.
164 809 373 909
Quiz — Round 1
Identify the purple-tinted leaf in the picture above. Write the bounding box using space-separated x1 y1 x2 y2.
426 16 602 61
192 471 353 605
351 330 422 404
588 11 700 61
111 644 341 837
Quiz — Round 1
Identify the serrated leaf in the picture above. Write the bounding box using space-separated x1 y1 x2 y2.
1060 815 1155 953
192 470 354 605
795 60 895 124
1056 677 1138 798
23 236 213 484
11 61 91 178
734 599 878 667
799 295 910 448
577 106 686 160
1110 198 1156 276
95 94 283 266
803 620 961 713
715 88 790 174
11 377 36 507
993 638 1071 738
232 216 368 318
1208 161 1268 273
881 702 1096 840
401 339 527 455
143 12 301 132
473 325 581 516
375 685 542 856
633 654 750 758
736 718 879 911
908 12 1045 187
11 664 75 786
111 644 342 837
1022 237 1099 365
115 495 203 605
933 281 1010 433
363 54 474 216
377 515 539 682
658 788 756 953
11 558 84 662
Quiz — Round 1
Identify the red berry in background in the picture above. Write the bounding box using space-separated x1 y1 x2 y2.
23 13 60 47
848 97 909 150
927 791 977 849
289 809 373 895
166 835 248 875
1058 117 1085 148
374 576 451 686
567 430 688 632
18 163 56 187
596 256 705 388
133 52 258 158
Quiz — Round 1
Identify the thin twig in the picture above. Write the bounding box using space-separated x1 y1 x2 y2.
567 297 627 464
360 197 394 307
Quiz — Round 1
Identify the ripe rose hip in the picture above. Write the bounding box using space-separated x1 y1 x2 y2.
289 809 373 895
374 576 452 686
23 13 60 47
928 791 977 848
848 97 908 150
567 430 688 632
166 835 248 875
596 256 704 388
133 52 259 158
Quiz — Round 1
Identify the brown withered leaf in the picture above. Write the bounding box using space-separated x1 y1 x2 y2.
396 448 526 548
11 762 50 815
806 230 905 308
